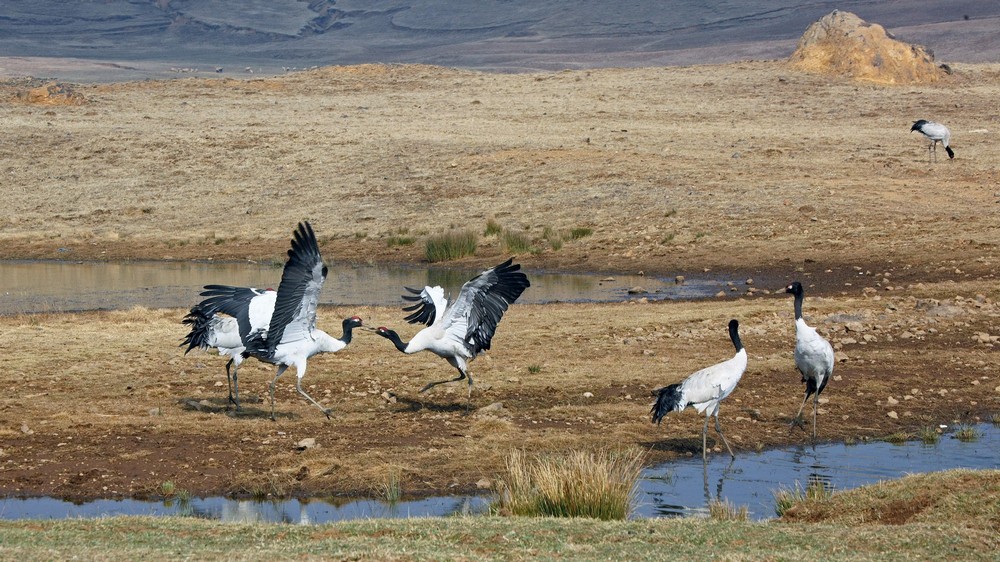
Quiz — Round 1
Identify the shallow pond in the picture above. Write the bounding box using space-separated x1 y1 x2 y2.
1 424 995 523
0 260 724 314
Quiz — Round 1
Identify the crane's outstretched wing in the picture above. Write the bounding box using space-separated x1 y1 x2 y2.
252 222 327 356
401 285 446 326
195 285 274 340
442 258 530 355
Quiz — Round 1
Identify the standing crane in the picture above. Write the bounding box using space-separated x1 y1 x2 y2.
910 119 954 162
651 319 747 460
374 258 530 398
181 285 276 410
784 281 835 438
242 221 363 420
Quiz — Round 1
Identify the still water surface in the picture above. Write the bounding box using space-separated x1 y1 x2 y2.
0 260 721 314
1 424 995 523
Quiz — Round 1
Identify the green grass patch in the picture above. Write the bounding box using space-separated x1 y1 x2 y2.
954 424 980 442
386 235 416 247
375 467 402 505
527 364 541 374
493 448 644 520
501 229 535 255
884 431 911 445
569 227 593 239
918 426 940 445
425 230 478 262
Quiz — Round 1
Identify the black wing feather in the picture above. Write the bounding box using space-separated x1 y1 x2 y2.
193 285 263 340
401 286 437 326
249 221 326 357
465 258 530 354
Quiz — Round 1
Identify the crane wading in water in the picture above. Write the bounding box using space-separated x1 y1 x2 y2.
651 319 747 460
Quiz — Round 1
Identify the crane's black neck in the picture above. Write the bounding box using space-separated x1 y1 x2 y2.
340 319 357 344
728 319 743 352
793 292 804 321
379 329 409 353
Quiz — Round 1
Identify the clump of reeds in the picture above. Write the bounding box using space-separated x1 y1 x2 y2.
493 448 644 520
954 424 980 442
483 219 503 237
425 230 477 262
773 480 833 517
884 431 911 445
918 426 940 445
376 467 402 505
709 499 749 521
501 229 535 254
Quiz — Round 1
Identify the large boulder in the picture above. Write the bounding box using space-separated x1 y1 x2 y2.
789 10 947 85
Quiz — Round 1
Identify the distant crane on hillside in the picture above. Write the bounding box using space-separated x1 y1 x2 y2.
911 119 954 162
651 319 747 460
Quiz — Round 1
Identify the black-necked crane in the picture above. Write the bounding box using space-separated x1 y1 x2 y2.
374 258 530 398
181 285 276 410
242 221 363 420
911 119 954 162
651 319 747 460
784 281 835 438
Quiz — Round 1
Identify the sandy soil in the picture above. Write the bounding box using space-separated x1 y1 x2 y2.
0 61 999 500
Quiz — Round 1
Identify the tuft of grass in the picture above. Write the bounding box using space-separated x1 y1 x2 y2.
386 235 416 247
483 219 503 237
665 208 677 218
773 479 833 517
569 227 593 240
990 413 1000 427
493 448 644 520
844 436 857 446
501 229 535 254
542 226 563 251
160 481 176 497
709 499 749 521
425 230 477 262
884 431 911 445
527 364 541 374
661 232 675 244
354 231 368 239
954 424 980 442
376 467 403 505
918 426 940 445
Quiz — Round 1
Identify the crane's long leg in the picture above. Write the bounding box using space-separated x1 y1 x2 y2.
269 364 289 421
420 359 470 394
296 377 332 420
225 358 238 410
812 392 819 439
702 413 710 461
714 413 735 459
791 392 810 431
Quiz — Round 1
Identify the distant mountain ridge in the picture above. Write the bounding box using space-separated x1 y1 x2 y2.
0 0 997 82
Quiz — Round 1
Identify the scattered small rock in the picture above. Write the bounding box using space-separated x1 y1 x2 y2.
477 402 504 414
20 424 32 435
381 391 397 404
627 286 647 294
583 392 594 398
476 478 492 490
887 411 899 419
296 438 317 451
886 396 899 405
674 276 685 285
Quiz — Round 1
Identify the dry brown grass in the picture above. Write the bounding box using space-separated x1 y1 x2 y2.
1 60 999 279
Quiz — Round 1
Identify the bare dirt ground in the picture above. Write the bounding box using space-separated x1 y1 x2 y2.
0 61 999 500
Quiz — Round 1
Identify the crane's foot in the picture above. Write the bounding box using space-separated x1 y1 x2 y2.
789 415 807 432
322 408 332 420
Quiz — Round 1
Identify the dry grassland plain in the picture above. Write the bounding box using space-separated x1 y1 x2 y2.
0 61 998 499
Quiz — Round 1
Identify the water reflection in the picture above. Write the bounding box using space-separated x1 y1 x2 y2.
637 423 999 520
3 425 994 523
0 259 720 314
0 494 490 523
